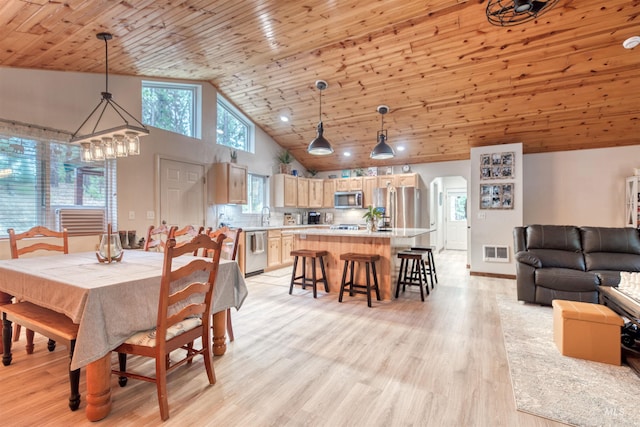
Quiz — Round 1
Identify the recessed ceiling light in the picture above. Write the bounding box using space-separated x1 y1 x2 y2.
344 152 351 157
397 145 405 152
623 36 640 49
280 115 289 122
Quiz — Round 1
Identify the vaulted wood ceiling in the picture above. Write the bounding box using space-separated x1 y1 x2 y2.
0 0 638 171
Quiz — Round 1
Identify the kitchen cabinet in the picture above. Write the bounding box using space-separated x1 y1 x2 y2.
336 177 363 192
625 176 640 227
363 176 378 207
266 228 296 270
308 179 324 208
378 175 396 188
395 173 420 188
323 179 335 208
281 234 294 265
267 230 282 267
209 162 247 204
297 177 309 208
273 174 298 207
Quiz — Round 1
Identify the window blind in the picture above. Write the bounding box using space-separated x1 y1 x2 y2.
0 119 117 236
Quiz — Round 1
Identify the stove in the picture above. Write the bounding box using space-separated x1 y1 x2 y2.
330 224 360 230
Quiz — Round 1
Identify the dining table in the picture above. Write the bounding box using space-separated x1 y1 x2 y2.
0 249 248 421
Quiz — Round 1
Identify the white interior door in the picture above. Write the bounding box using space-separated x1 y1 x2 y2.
445 189 468 250
159 158 204 227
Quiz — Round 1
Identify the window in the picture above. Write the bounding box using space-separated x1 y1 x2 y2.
142 81 201 138
0 121 116 236
217 94 253 153
242 173 267 214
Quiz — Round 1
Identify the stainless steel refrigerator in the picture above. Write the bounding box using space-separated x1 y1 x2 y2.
372 186 421 229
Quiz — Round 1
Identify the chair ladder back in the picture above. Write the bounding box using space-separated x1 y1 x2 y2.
144 225 174 252
8 226 69 259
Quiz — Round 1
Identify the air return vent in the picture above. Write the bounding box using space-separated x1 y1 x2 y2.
483 245 510 263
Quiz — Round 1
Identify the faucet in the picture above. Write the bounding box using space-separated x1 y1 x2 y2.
261 206 271 227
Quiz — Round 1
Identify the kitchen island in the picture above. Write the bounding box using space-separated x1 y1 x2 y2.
286 228 434 300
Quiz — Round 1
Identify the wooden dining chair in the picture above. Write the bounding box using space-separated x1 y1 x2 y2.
7 226 69 354
144 224 172 252
207 226 243 342
111 233 226 421
173 225 205 254
1 226 81 411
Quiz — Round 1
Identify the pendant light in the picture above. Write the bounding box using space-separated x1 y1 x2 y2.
71 32 149 154
370 105 395 160
307 80 334 156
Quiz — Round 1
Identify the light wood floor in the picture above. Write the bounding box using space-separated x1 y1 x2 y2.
0 251 565 426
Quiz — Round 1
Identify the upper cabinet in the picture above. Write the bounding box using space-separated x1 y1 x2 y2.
309 179 324 208
363 176 378 207
336 177 363 192
323 179 335 208
378 173 419 189
209 162 247 205
297 177 309 208
273 174 298 207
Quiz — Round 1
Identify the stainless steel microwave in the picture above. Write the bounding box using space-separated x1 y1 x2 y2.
334 191 363 209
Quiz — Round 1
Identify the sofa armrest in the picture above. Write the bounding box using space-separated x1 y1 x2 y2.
515 251 542 268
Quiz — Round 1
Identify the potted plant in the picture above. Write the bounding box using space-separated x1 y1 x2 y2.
362 205 383 232
229 149 238 163
276 149 293 174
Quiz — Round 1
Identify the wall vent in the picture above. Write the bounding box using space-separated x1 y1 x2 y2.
56 208 105 236
483 245 510 262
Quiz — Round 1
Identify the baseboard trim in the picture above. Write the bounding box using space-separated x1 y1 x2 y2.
469 271 516 280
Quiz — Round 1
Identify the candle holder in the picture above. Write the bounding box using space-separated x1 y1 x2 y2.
96 223 124 263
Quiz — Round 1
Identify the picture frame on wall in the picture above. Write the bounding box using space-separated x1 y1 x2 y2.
480 183 514 209
480 151 515 180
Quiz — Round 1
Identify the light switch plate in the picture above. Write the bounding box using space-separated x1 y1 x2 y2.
128 211 135 220
146 211 155 220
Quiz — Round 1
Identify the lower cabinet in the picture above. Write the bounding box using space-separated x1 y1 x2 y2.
266 229 296 270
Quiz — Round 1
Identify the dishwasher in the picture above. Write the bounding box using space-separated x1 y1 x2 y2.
244 230 267 277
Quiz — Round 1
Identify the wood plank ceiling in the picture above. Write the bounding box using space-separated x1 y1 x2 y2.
0 0 638 172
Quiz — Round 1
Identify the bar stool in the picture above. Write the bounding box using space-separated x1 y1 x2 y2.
339 253 381 308
396 250 430 301
411 246 437 288
289 249 329 298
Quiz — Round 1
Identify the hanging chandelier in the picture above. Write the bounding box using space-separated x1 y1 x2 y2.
486 0 560 26
72 32 148 162
370 105 395 160
307 80 334 156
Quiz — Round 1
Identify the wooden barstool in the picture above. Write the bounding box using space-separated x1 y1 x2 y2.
410 246 437 289
289 249 329 298
396 250 430 301
339 253 381 308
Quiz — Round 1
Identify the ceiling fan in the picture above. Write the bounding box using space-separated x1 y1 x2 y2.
486 0 560 26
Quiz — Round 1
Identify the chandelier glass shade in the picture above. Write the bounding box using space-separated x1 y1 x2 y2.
73 32 148 161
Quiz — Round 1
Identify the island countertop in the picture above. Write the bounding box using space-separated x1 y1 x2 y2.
285 227 435 239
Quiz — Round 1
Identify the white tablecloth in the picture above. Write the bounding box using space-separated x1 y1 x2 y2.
0 250 248 370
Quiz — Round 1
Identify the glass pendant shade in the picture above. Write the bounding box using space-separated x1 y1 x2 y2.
126 131 140 155
91 139 105 161
308 122 334 155
102 137 116 159
81 142 93 162
114 134 128 157
370 132 395 160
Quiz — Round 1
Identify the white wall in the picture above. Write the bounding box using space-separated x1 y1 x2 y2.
470 143 523 275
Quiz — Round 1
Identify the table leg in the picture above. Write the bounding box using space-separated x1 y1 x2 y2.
0 292 12 354
212 310 227 356
85 354 112 421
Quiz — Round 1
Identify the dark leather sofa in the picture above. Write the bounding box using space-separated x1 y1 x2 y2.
513 225 640 305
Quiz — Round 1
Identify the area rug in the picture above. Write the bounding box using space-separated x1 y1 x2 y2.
497 296 640 427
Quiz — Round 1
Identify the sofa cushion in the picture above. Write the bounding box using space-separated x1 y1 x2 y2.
585 252 640 272
526 225 582 251
581 227 640 254
528 248 586 271
534 268 599 292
